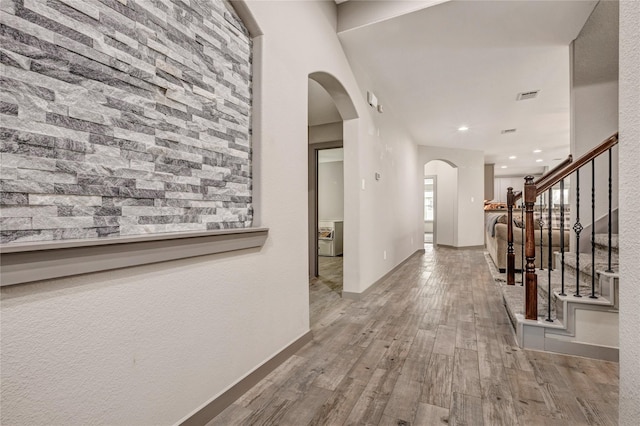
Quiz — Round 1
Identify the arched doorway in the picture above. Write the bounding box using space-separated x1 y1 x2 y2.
424 160 458 247
307 72 357 304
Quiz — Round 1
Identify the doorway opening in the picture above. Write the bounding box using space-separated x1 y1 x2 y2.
424 176 436 245
424 160 458 246
307 72 357 324
316 147 344 291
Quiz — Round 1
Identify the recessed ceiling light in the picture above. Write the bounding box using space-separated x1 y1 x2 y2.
533 149 542 153
536 159 543 162
501 165 508 169
458 126 469 132
509 155 517 160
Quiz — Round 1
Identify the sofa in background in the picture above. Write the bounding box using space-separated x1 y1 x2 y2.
485 214 570 272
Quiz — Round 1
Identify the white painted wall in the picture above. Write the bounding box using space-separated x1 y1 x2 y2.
570 0 619 245
418 146 484 247
318 160 344 221
619 1 640 423
425 161 457 246
308 122 343 144
331 30 423 293
493 176 526 203
0 1 425 423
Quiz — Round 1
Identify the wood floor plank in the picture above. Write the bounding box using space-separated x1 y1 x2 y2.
420 353 454 409
276 385 333 426
307 377 367 425
455 320 477 351
312 344 365 391
432 324 457 356
206 403 252 426
506 366 562 420
414 402 450 425
477 341 520 426
344 368 394 425
235 354 307 409
451 348 481 398
239 396 293 426
379 374 422 425
419 308 442 331
402 329 436 383
211 247 618 425
499 333 533 372
449 392 484 426
576 397 617 426
347 339 393 383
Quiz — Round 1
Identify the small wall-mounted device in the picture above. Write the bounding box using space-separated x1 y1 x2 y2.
375 172 381 181
377 104 384 113
367 91 378 108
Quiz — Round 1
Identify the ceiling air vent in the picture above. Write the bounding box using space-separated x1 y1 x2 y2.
501 128 517 134
516 90 540 101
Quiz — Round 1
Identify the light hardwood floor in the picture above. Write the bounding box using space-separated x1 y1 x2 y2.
211 246 618 425
309 256 344 326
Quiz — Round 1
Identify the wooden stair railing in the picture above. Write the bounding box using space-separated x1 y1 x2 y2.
505 155 572 285
505 133 618 320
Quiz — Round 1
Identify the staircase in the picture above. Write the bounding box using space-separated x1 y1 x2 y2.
504 234 619 361
502 133 619 361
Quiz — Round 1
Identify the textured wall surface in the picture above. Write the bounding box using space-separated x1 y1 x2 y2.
619 0 640 423
0 0 252 244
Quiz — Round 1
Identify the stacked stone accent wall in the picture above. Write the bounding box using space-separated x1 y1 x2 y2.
0 0 252 244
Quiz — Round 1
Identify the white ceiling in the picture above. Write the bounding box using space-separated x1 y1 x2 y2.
334 0 598 176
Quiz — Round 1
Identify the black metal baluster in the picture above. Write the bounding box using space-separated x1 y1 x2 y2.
590 159 597 299
548 189 553 272
574 170 582 298
606 148 614 272
560 179 566 296
539 194 544 270
521 203 525 286
546 188 553 322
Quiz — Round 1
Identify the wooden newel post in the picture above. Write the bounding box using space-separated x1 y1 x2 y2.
524 176 538 320
506 187 515 285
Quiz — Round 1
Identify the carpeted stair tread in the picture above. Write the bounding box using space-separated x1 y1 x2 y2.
536 268 602 301
594 233 619 252
560 252 618 275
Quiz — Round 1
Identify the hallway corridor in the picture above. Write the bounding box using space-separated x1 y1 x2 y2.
211 247 619 425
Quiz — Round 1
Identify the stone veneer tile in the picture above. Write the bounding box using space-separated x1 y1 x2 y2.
1 0 252 243
0 217 32 230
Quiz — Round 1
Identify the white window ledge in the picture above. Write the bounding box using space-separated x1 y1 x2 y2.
0 228 268 286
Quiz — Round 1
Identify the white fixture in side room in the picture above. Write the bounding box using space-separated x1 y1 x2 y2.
533 149 542 153
458 126 469 132
509 155 517 159
501 165 508 169
536 159 544 162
